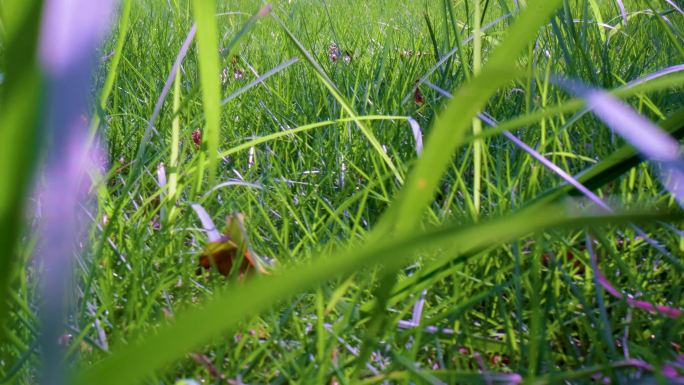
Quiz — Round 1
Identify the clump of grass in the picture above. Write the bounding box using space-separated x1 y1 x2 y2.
1 0 683 384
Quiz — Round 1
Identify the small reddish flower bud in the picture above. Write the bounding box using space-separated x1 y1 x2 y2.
192 128 201 147
414 84 424 106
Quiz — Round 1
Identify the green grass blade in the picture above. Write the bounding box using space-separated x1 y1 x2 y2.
73 204 678 385
191 0 222 186
0 0 44 351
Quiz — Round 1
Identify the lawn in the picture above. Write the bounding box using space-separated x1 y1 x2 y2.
1 0 683 384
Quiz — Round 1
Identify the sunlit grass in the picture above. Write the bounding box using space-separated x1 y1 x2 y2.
1 0 683 384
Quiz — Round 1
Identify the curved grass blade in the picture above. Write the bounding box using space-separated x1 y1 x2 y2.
181 116 410 177
73 205 679 385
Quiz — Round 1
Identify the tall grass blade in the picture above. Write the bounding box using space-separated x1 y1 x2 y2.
191 0 221 185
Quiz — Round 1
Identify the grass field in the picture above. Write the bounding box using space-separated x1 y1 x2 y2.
1 0 684 384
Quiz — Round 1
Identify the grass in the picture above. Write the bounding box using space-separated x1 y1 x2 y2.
1 0 683 384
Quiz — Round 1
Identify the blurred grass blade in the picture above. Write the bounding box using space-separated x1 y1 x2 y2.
551 76 684 207
665 0 683 15
407 117 423 156
73 204 679 385
191 0 221 185
614 0 627 26
192 3 271 187
0 0 44 351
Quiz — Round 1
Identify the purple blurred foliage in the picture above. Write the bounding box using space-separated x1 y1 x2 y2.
548 64 684 142
37 0 117 383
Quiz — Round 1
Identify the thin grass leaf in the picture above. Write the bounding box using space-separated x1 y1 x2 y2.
0 0 44 343
191 0 221 185
614 0 627 26
551 76 684 207
129 24 196 186
181 116 410 177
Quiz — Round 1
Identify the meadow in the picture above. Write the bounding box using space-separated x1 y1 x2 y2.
1 0 683 383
